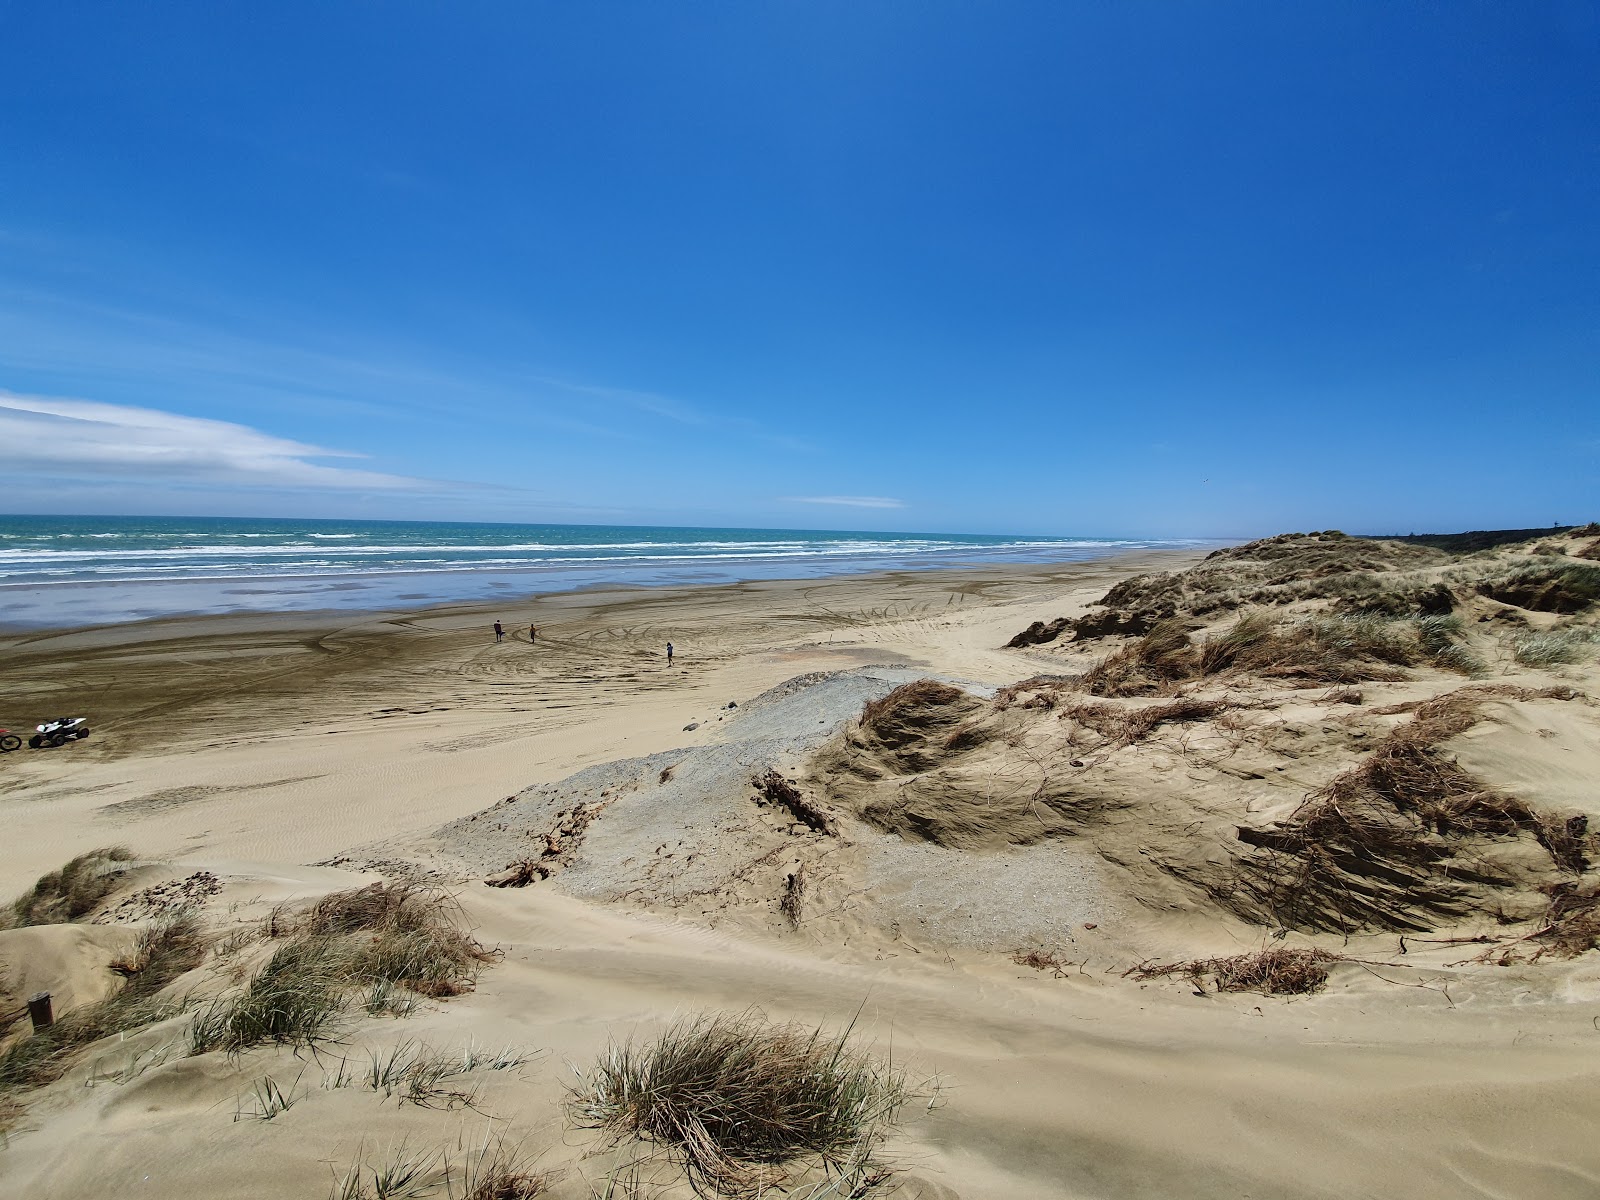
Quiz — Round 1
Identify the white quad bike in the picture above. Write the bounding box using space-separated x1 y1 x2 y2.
30 716 90 748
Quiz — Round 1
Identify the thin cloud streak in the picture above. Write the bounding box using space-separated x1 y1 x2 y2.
0 391 428 491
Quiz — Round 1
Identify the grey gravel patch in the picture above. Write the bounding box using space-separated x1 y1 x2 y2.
420 666 928 891
352 665 1117 953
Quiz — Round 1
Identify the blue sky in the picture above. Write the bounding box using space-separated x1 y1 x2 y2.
1 2 1596 537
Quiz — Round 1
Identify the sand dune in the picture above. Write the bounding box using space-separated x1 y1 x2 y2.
6 538 1600 1198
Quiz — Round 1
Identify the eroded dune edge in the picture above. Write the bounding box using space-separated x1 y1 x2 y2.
5 532 1600 1199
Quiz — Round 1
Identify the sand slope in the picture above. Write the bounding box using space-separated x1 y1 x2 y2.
7 539 1600 1198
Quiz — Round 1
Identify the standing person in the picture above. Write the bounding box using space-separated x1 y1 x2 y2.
493 620 504 643
529 623 537 643
666 641 674 665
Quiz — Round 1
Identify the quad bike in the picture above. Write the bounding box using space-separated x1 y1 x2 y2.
29 716 90 748
0 729 20 753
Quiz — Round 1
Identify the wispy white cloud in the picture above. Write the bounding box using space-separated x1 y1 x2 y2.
786 495 905 509
0 391 429 491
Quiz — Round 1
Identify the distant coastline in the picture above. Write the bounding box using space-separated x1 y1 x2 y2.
0 514 1215 628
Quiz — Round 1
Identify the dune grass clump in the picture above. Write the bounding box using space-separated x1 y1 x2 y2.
1512 627 1600 667
328 1132 546 1200
1083 611 1442 698
1473 561 1600 614
1413 614 1485 675
0 912 207 1121
1 846 135 928
330 1139 446 1200
1130 947 1340 995
290 883 498 998
190 935 348 1054
192 883 495 1056
570 1011 907 1198
1199 611 1419 683
452 1131 548 1199
1080 620 1198 696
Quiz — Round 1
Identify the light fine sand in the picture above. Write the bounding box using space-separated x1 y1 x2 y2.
4 546 1600 1199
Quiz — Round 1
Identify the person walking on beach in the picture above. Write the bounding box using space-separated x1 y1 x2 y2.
493 620 504 643
666 641 674 665
529 624 537 643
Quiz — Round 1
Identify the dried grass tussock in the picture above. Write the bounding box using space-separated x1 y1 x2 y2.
1 846 135 929
569 1010 908 1198
192 883 495 1055
1229 687 1588 933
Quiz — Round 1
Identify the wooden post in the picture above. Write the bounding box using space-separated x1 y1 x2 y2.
27 991 53 1031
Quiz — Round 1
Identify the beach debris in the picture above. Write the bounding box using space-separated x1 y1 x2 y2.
1062 696 1232 745
751 770 838 837
98 871 222 923
485 801 610 887
1012 948 1072 977
683 722 700 732
780 863 807 926
1128 947 1341 995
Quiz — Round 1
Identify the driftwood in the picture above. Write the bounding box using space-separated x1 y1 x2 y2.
752 770 838 837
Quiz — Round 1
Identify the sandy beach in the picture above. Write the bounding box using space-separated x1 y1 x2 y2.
0 550 1199 888
6 535 1600 1199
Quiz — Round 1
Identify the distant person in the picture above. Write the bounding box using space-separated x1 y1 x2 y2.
666 641 674 665
493 620 504 643
529 624 537 643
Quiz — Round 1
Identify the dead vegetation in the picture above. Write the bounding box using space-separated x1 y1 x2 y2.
1079 611 1446 697
780 864 807 927
1129 947 1341 995
1012 948 1073 977
191 883 495 1055
992 674 1076 710
485 802 609 888
1519 882 1600 960
813 681 1104 849
568 1010 907 1198
857 680 982 763
1062 697 1231 745
752 770 839 837
1228 687 1588 933
1 846 135 929
1079 620 1202 696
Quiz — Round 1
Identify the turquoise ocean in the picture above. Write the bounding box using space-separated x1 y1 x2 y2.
0 515 1206 628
